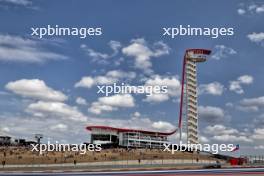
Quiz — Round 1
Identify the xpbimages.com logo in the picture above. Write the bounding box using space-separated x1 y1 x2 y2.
162 25 234 39
31 141 102 155
30 25 102 39
97 83 168 96
163 142 237 154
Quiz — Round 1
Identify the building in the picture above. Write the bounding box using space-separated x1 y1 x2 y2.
0 136 11 146
14 138 26 146
87 126 176 148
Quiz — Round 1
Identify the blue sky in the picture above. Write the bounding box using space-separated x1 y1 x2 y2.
0 0 264 155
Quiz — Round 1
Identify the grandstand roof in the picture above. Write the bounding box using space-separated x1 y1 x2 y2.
86 126 176 136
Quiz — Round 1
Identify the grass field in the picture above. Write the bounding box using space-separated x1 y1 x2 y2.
0 147 220 165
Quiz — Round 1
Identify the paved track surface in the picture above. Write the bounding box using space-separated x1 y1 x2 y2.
1 168 264 176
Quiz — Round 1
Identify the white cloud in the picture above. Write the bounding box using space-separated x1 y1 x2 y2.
199 82 224 96
88 94 135 114
240 96 264 107
205 125 238 136
247 32 264 45
256 5 264 13
200 136 209 143
237 8 246 15
0 34 67 63
0 0 32 6
205 125 252 143
238 96 264 112
0 113 90 143
238 3 264 15
252 128 264 140
238 75 254 84
0 0 37 9
213 134 252 143
229 81 243 94
75 70 136 88
26 101 87 122
50 123 68 132
211 45 237 60
143 75 181 103
152 121 175 131
132 111 141 118
225 102 234 108
198 106 225 123
144 94 169 103
254 145 264 149
106 70 136 79
6 79 67 101
122 38 170 74
229 75 254 94
236 105 259 112
99 94 134 107
2 127 10 132
76 97 87 105
81 40 121 64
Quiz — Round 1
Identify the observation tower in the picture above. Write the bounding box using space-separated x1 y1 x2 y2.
178 49 211 144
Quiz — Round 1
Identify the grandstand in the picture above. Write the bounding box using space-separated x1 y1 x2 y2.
87 126 176 149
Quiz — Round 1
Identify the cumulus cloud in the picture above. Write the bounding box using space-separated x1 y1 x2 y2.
0 0 38 9
198 106 225 123
213 134 252 143
236 105 259 112
152 121 175 131
199 82 224 96
88 94 135 114
211 45 237 60
81 40 122 64
238 96 264 112
0 0 32 6
5 79 67 101
248 32 264 46
143 75 181 103
253 114 264 127
76 97 87 105
75 70 136 88
252 128 264 140
205 124 252 143
229 75 254 94
0 126 10 136
205 125 238 136
237 3 264 15
50 123 68 132
237 8 246 15
26 101 87 122
131 111 141 119
200 136 209 143
122 38 170 74
0 34 67 63
0 113 90 143
248 32 264 43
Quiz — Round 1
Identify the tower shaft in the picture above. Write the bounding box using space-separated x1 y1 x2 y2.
186 60 198 144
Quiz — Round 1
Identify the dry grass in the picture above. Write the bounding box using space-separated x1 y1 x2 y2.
0 147 216 165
